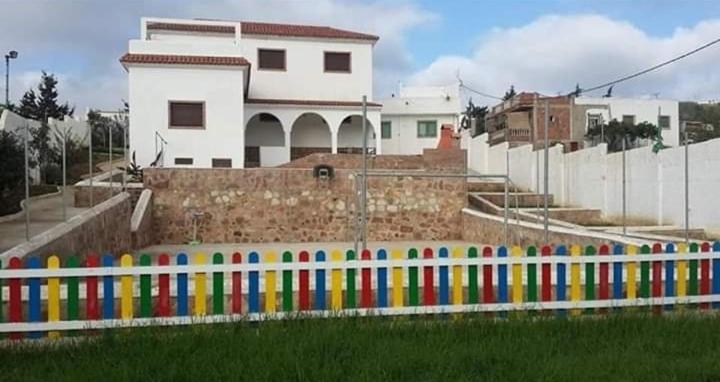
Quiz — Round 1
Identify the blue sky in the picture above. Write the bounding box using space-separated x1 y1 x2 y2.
408 0 720 69
1 0 720 111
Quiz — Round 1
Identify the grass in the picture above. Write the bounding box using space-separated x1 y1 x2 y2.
3 313 720 381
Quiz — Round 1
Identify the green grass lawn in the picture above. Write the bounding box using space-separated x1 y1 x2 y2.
3 313 720 381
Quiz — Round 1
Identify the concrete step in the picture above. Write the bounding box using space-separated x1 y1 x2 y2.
467 181 521 193
522 207 604 226
472 192 555 208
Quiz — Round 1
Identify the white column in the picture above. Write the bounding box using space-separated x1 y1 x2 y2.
284 129 292 163
331 130 338 154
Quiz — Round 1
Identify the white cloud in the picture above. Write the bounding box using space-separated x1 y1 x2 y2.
0 0 434 112
408 14 720 104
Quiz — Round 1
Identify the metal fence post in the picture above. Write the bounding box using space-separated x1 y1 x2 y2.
622 138 627 237
108 123 113 197
504 150 509 246
543 100 549 244
61 128 66 221
24 123 30 240
361 95 368 251
684 129 689 244
89 122 94 208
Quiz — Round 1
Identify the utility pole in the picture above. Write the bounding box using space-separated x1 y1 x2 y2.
61 128 66 221
89 120 94 207
684 128 689 244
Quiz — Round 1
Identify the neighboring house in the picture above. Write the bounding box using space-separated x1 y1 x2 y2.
485 92 581 150
121 17 381 168
575 96 680 148
378 83 461 155
484 93 681 150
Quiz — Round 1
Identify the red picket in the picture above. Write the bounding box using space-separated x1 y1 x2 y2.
158 253 170 317
299 251 310 310
599 244 610 300
541 245 552 302
85 253 99 320
231 252 242 314
652 243 662 314
482 246 494 303
700 242 711 309
422 248 435 305
8 257 21 340
361 249 372 308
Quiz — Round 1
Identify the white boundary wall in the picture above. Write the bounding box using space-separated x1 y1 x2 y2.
464 131 720 232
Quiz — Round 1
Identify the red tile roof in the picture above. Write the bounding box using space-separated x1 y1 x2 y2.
246 98 382 108
146 21 379 41
119 53 250 67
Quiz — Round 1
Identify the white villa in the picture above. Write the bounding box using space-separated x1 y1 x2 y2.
379 83 461 155
122 17 381 168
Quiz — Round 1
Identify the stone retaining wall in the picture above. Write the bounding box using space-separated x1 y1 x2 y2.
144 167 466 244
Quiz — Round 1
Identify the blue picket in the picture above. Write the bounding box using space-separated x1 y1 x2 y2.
438 247 449 305
248 252 260 313
665 243 675 311
176 253 188 316
555 245 567 316
376 249 388 308
497 246 508 304
27 257 41 338
314 250 326 310
102 254 114 319
613 244 624 302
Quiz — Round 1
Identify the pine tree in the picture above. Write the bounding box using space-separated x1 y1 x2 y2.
17 71 74 122
502 85 516 101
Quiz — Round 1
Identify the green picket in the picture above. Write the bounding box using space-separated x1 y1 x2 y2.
527 246 537 303
467 247 478 303
346 250 357 309
212 252 224 315
140 254 152 318
689 242 699 296
640 244 651 298
283 251 293 312
585 245 596 314
66 256 79 321
408 248 419 306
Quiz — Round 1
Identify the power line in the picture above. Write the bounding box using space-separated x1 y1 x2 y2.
579 37 720 95
457 78 503 100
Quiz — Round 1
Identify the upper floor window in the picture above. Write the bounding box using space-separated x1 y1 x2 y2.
658 115 671 130
621 115 636 126
381 121 392 139
258 49 286 70
417 120 437 138
324 52 351 73
169 101 204 129
587 113 603 128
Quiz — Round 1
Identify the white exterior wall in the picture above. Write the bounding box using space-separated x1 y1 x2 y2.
128 65 246 168
380 114 456 155
241 37 373 102
463 132 720 232
575 97 680 147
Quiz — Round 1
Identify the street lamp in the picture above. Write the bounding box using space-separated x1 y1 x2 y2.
5 50 18 107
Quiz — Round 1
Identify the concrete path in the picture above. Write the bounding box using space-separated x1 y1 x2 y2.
0 187 88 253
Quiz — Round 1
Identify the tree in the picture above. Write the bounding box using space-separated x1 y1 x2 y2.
461 98 488 136
586 119 661 152
17 71 75 183
87 109 125 150
0 131 26 197
502 85 516 101
18 71 74 122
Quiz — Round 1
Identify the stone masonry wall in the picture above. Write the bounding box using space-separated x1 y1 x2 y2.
144 167 466 244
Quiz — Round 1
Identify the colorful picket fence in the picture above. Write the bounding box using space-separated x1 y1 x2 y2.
1 241 720 339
